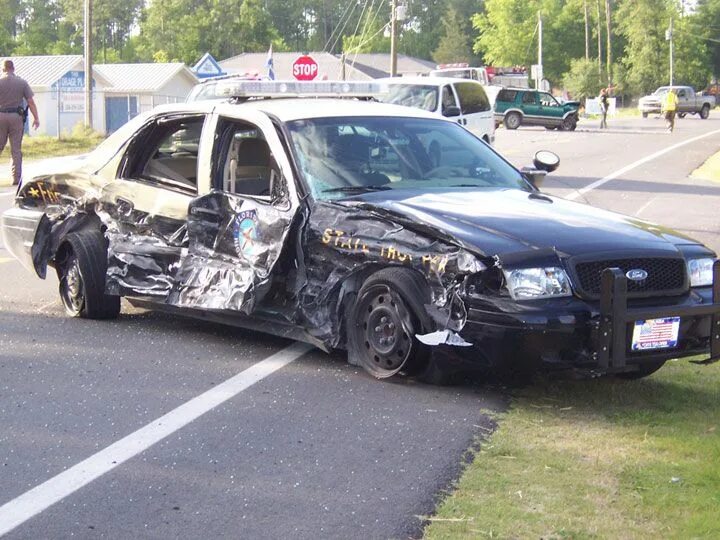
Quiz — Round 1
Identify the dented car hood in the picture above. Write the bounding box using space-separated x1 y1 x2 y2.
344 188 695 258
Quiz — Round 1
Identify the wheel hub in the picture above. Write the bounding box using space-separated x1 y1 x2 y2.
358 288 413 373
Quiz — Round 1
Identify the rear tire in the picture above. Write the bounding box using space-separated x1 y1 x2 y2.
57 230 120 319
642 112 648 118
700 104 710 119
615 360 666 380
504 112 521 130
347 268 452 384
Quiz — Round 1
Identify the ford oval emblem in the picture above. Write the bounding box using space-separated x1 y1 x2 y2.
626 269 648 281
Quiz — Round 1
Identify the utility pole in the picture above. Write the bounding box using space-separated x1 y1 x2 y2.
537 11 543 90
584 1 590 60
605 0 612 86
84 0 92 129
390 0 398 77
596 0 602 82
667 17 674 86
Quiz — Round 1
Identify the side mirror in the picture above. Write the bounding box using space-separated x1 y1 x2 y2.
533 150 560 173
443 105 461 118
520 167 547 189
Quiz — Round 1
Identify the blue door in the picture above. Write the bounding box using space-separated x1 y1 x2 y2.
105 96 138 133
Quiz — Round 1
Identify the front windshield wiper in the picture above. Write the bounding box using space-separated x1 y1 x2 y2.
322 185 392 194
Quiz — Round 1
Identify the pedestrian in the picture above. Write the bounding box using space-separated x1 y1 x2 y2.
599 87 609 129
662 88 678 133
0 60 40 185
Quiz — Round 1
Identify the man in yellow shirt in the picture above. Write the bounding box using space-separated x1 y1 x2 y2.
662 88 679 132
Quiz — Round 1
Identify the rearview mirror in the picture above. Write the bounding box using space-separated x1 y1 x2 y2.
533 150 560 173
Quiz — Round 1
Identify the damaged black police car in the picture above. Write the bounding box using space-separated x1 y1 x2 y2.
2 81 719 383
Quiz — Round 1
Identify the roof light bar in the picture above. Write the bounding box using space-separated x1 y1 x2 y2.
215 80 386 99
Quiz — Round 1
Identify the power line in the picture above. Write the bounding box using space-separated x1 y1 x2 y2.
324 1 358 52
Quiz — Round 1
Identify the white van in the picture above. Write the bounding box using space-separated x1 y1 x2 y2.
376 77 496 145
430 65 490 86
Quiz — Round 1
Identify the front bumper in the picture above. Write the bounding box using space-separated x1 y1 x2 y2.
454 263 720 375
1 206 46 276
639 101 662 114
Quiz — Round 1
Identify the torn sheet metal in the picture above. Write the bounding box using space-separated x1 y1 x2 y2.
416 330 473 347
298 201 491 347
168 192 292 313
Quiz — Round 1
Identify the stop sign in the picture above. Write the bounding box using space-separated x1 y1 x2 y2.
293 55 319 81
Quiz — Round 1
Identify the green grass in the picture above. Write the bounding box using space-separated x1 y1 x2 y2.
425 360 720 539
691 151 720 183
0 125 103 164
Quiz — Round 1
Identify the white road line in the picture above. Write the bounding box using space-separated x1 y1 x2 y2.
0 341 313 537
566 128 720 201
0 190 16 198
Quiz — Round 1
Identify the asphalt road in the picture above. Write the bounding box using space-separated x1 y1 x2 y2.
1 112 719 539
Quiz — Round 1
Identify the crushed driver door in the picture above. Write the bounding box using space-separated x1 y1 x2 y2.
168 111 300 314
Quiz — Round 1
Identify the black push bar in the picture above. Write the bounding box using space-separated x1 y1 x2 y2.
596 260 720 369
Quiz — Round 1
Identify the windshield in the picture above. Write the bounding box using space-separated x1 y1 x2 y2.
653 87 671 96
380 85 438 112
287 116 530 201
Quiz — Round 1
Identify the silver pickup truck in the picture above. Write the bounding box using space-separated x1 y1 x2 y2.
638 86 715 119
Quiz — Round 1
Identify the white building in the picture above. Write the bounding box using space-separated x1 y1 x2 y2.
95 63 198 133
1 55 198 135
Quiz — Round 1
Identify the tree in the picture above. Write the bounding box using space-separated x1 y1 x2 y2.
342 4 390 54
563 57 603 99
615 0 672 94
14 0 62 55
432 7 473 64
60 0 143 61
695 0 720 79
472 0 586 83
672 13 713 89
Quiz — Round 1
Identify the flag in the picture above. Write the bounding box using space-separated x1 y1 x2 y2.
265 44 275 80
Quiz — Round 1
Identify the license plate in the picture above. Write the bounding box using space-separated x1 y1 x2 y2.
631 317 680 351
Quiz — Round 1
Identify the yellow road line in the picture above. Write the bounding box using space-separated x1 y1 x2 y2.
0 257 14 264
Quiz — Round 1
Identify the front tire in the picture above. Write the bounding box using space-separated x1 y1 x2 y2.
347 268 452 384
642 112 648 118
504 112 521 130
57 230 120 319
560 117 577 131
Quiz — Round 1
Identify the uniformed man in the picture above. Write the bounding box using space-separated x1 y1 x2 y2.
0 60 40 185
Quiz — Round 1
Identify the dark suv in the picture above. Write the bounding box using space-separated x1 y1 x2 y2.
495 88 580 131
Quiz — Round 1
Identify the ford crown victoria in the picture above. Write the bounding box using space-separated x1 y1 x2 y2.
2 82 718 383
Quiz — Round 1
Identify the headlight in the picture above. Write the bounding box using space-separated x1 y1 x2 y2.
687 258 715 287
503 267 572 300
